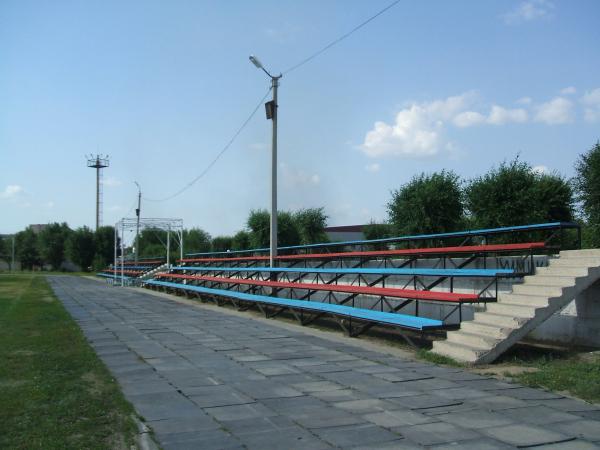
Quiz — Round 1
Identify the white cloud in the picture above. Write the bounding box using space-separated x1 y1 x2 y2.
503 0 555 24
102 176 122 188
249 142 267 151
517 97 532 105
361 93 473 158
534 97 574 124
581 88 600 122
487 105 528 125
280 162 321 188
560 86 576 95
44 201 55 209
453 111 486 128
0 184 24 199
365 163 381 173
532 165 549 174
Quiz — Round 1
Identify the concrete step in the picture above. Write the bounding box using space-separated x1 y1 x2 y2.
560 249 600 258
431 340 486 363
485 302 540 317
445 330 501 348
473 311 530 328
551 257 600 268
523 275 577 287
498 293 553 307
459 321 510 339
535 266 590 277
511 283 569 298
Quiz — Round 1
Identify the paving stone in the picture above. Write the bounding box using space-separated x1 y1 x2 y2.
333 398 399 414
553 420 600 441
147 415 220 434
292 408 367 429
219 415 297 435
481 424 575 447
311 423 402 448
310 388 367 403
429 437 516 449
261 395 329 416
363 409 436 428
184 385 255 408
534 440 600 449
490 386 565 400
292 381 345 393
372 371 434 383
437 409 515 429
232 380 303 400
465 394 530 411
390 394 464 411
157 429 243 450
203 402 277 421
396 421 481 446
434 387 492 400
500 405 582 425
236 426 332 450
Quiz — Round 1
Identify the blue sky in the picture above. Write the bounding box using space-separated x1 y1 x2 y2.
1 0 599 237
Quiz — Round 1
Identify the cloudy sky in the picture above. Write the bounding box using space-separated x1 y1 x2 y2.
1 0 599 236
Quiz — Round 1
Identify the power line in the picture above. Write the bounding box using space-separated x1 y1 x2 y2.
282 0 402 75
144 86 273 202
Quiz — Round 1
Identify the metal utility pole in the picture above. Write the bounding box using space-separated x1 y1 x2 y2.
11 235 15 272
87 154 110 230
134 182 141 265
249 55 281 269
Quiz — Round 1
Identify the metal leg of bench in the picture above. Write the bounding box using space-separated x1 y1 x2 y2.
266 307 286 319
256 303 266 316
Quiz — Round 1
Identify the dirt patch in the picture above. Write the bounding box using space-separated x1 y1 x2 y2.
0 379 28 388
471 365 540 378
81 371 107 396
11 350 37 356
40 295 55 303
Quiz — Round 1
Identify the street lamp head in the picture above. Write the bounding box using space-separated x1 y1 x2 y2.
249 55 263 69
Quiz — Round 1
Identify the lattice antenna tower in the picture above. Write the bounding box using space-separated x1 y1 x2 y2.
87 154 110 230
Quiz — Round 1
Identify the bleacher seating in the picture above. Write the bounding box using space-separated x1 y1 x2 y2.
141 222 578 341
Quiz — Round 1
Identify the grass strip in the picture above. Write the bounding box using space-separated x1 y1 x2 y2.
0 274 137 449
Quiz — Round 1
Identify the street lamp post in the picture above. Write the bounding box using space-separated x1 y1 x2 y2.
134 182 141 265
249 55 281 269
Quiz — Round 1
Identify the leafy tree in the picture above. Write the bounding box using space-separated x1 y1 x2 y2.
277 211 301 247
574 142 600 247
16 227 41 270
231 230 251 250
387 170 464 235
94 226 116 269
465 158 573 229
66 226 95 271
38 222 71 270
0 236 13 270
247 209 270 248
363 222 393 240
183 228 211 254
294 208 328 244
212 236 233 252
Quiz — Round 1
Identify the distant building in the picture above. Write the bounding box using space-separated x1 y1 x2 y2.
28 224 48 234
324 225 365 242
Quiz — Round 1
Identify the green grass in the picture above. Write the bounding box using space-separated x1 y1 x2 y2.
498 345 600 404
0 274 138 449
415 348 465 367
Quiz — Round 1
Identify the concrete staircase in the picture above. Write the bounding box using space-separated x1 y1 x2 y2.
432 249 600 364
139 263 169 281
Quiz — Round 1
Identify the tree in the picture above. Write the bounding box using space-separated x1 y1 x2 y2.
212 236 233 252
231 230 251 250
183 228 211 254
294 208 328 245
94 226 116 269
465 158 573 229
387 170 464 235
15 227 41 270
277 211 301 247
574 142 600 247
66 226 95 271
363 222 393 240
38 222 71 270
247 209 270 248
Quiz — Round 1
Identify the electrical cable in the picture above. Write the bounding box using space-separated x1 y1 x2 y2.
282 0 401 75
144 86 273 202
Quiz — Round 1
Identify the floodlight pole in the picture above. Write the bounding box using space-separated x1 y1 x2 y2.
269 74 280 269
249 55 281 269
134 182 141 265
113 225 117 285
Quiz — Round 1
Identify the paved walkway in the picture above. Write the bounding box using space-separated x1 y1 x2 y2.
48 276 600 450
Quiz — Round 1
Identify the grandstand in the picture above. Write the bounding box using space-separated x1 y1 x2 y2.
140 221 595 362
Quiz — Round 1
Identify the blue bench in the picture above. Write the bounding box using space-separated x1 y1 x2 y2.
144 279 444 334
172 266 514 277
